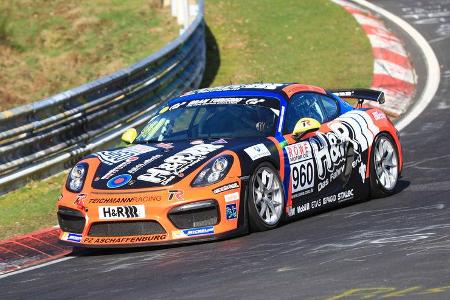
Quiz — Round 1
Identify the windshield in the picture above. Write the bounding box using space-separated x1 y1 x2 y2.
135 97 280 142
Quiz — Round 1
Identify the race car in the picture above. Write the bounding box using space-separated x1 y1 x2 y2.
57 83 403 247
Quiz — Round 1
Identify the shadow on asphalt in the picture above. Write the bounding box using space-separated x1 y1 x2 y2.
395 179 410 194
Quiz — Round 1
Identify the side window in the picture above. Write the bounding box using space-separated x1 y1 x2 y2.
283 93 340 133
283 93 326 134
319 95 339 122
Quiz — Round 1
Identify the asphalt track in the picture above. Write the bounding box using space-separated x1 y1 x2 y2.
1 1 450 299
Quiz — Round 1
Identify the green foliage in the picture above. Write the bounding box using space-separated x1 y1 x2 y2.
0 173 66 239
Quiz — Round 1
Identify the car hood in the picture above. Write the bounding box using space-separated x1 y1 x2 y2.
88 138 267 190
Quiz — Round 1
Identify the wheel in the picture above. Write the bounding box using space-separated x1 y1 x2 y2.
248 163 285 231
370 133 399 198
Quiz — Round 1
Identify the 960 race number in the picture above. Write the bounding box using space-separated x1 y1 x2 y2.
291 160 314 193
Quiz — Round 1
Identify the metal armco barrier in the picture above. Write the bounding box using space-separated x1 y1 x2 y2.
0 0 205 193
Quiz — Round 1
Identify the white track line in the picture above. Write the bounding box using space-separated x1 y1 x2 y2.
350 0 441 131
0 256 75 280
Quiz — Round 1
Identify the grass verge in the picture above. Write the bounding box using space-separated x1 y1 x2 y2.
0 173 66 239
0 0 372 240
0 0 178 111
203 0 372 88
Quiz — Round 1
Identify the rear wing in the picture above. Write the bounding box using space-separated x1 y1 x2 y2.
330 89 385 106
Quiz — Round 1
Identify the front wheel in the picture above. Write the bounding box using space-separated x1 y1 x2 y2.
248 163 285 232
370 133 399 198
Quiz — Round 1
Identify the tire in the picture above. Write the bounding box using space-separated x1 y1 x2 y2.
370 133 399 198
248 162 285 232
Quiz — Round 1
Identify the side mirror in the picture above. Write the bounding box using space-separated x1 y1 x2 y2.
292 118 321 140
121 128 138 144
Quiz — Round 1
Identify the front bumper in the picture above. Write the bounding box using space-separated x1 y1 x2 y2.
57 179 247 248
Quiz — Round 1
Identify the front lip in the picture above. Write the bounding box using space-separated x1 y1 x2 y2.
58 226 248 248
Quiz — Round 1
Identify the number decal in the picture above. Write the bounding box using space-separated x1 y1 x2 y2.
290 160 314 193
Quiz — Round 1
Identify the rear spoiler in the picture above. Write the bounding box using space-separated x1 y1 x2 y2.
330 89 385 105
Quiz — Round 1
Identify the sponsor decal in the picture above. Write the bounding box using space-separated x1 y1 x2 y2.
88 195 161 204
338 189 354 203
224 192 239 203
95 145 156 166
156 143 174 150
211 138 228 145
183 83 284 95
127 155 163 174
297 202 310 214
311 132 346 182
372 111 386 121
190 140 204 145
172 226 215 239
245 98 265 105
101 156 139 180
285 142 313 164
138 144 223 185
311 111 379 191
226 204 238 220
212 182 239 194
168 97 269 110
292 187 313 199
62 232 82 243
83 234 167 244
168 190 184 201
287 142 315 195
98 205 145 219
107 174 132 189
333 91 352 97
186 98 243 106
244 143 271 161
322 194 336 205
74 193 87 209
226 204 237 220
292 189 355 216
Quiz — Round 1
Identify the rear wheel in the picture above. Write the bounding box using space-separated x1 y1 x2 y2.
370 133 399 198
248 163 284 231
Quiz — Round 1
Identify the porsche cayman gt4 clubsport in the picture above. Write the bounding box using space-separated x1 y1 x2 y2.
57 83 403 247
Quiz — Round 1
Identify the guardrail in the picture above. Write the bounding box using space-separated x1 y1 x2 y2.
0 0 205 193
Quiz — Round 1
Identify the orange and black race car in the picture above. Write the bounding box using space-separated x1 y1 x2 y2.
57 83 403 247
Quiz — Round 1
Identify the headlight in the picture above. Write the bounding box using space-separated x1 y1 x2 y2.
66 163 88 193
191 155 233 186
